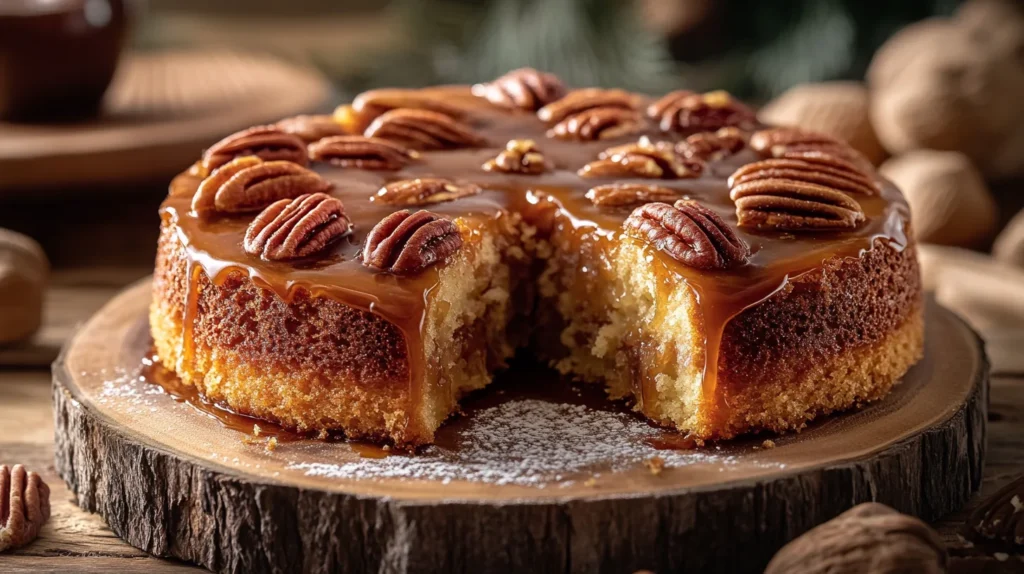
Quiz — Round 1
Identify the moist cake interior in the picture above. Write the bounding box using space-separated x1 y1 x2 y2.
152 82 922 447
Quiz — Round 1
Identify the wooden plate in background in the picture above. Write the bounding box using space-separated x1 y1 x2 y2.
0 51 331 194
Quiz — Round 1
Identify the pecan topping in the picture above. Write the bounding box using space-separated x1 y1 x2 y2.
472 68 566 111
750 127 874 170
729 157 879 196
679 127 747 161
483 139 548 174
647 90 756 134
548 107 643 141
191 156 264 211
192 160 332 215
968 474 1024 548
308 136 420 170
537 88 643 124
353 88 465 121
765 503 947 574
363 210 463 274
244 193 350 261
623 200 748 270
202 125 308 173
275 114 347 143
729 177 865 231
579 137 703 178
375 178 481 206
364 109 484 150
0 465 51 553
586 183 687 208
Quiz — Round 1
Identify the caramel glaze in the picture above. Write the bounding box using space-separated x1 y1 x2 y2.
161 86 910 420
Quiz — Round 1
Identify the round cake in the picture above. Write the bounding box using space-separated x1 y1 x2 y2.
151 69 923 447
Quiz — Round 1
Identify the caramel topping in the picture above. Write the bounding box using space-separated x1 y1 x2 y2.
162 85 909 421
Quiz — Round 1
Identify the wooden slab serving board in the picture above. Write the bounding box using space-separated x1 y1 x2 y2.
0 51 331 194
52 280 988 574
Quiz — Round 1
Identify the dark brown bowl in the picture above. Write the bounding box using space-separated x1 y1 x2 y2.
0 0 127 122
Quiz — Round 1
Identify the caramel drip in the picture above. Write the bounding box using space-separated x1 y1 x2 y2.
162 86 910 422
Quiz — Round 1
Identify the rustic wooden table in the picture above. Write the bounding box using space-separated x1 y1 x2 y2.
1 268 1022 573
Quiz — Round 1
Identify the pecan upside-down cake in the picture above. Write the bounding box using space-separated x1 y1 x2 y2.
151 69 923 446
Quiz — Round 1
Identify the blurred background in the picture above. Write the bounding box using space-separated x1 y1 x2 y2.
0 0 1022 362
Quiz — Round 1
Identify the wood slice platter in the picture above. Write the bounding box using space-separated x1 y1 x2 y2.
0 51 331 194
53 279 988 574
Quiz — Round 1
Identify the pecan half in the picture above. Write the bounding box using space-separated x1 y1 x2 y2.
729 178 865 231
244 193 350 261
364 109 484 150
623 200 748 269
579 137 703 179
192 160 332 215
679 127 747 161
0 465 50 553
766 503 946 574
275 114 347 143
968 474 1024 548
647 90 756 134
482 139 548 174
191 156 264 212
353 88 465 121
729 157 879 196
536 88 643 124
586 183 687 208
547 107 643 141
472 68 567 111
308 136 420 170
363 210 463 274
202 125 308 173
375 178 481 206
750 126 874 170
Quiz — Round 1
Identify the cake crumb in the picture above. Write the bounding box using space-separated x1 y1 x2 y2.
253 424 262 437
644 456 665 476
317 429 329 440
266 437 278 452
762 439 776 449
584 477 598 487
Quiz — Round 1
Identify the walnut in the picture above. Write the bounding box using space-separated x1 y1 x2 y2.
764 503 947 574
362 210 463 275
472 68 566 111
968 474 1024 548
244 193 351 261
758 82 887 165
482 139 548 174
0 229 47 344
623 200 748 270
879 150 997 248
0 465 51 553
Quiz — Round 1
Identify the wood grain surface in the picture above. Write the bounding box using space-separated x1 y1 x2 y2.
0 269 1021 573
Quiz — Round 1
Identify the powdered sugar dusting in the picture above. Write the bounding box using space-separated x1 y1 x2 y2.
289 397 741 487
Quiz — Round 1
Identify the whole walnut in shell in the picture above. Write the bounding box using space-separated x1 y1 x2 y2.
868 12 1024 179
765 503 947 574
758 82 886 166
0 229 48 345
993 209 1024 269
879 150 997 248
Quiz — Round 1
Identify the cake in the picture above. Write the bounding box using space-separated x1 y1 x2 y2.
151 69 923 447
